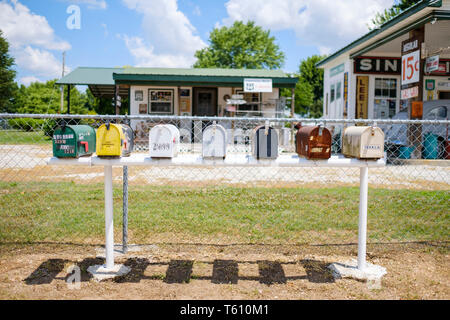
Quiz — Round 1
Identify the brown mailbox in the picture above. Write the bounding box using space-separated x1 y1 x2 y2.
295 124 332 159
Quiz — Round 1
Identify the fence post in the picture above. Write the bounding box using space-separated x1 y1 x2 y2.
123 165 128 254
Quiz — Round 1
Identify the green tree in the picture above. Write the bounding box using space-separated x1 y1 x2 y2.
0 30 17 113
371 0 421 29
193 21 285 69
14 80 94 114
283 54 326 118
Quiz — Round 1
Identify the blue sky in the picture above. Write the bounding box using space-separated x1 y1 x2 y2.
0 0 394 85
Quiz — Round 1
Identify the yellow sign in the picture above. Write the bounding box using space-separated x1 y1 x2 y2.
356 76 369 119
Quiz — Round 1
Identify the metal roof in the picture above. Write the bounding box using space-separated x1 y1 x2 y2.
56 67 297 97
56 67 124 85
316 0 443 68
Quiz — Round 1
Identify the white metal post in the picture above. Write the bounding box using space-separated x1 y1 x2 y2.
358 166 368 271
104 165 114 270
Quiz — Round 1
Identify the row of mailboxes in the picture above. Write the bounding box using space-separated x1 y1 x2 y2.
53 123 385 160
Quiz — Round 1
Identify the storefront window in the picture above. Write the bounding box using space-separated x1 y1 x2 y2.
235 90 261 112
336 82 341 100
374 78 397 119
148 89 174 114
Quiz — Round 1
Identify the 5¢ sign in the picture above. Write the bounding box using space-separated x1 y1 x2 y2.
402 50 420 86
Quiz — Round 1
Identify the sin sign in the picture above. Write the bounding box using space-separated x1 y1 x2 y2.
402 50 420 85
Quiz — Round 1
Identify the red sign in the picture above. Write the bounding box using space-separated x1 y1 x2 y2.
401 86 419 99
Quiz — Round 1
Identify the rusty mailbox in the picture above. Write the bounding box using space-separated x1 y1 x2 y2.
342 126 385 159
295 124 332 159
251 122 278 160
96 123 134 157
149 124 180 158
53 124 96 158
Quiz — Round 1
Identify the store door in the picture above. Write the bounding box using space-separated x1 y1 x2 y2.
193 88 217 116
192 88 217 143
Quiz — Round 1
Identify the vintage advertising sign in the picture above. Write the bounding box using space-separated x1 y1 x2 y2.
425 55 439 73
354 57 400 74
356 76 369 119
402 50 420 86
411 101 423 119
401 86 419 99
401 37 421 88
343 72 348 118
244 78 272 92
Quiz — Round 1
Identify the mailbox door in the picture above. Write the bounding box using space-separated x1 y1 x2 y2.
73 125 96 157
360 128 384 159
96 124 122 156
53 127 77 158
202 125 226 158
120 124 134 157
308 127 332 159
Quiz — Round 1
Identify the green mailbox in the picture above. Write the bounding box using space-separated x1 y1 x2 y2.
53 124 96 158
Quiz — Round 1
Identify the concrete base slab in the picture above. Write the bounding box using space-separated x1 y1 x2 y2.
87 264 131 281
95 244 157 257
328 259 387 281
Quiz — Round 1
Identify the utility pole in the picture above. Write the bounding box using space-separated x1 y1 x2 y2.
60 52 66 113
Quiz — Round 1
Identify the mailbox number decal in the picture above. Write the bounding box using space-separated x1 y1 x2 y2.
152 143 171 151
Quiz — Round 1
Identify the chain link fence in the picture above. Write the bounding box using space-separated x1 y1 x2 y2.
0 113 448 245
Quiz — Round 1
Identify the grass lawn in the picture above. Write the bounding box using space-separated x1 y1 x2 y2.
0 181 448 244
0 130 51 145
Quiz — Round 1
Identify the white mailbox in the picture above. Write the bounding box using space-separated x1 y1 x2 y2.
202 122 227 159
149 124 180 158
342 126 385 159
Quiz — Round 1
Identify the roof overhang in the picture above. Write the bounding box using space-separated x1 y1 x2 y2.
113 73 298 88
316 0 444 68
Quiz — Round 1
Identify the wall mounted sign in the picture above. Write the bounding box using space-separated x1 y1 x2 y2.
139 103 147 114
425 79 435 91
354 57 400 74
244 78 272 92
411 101 423 119
428 59 450 76
179 89 191 112
135 90 143 101
343 72 348 118
401 86 419 99
425 55 439 73
330 63 344 77
356 76 369 119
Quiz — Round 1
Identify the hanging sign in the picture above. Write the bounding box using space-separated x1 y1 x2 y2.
425 55 439 73
401 37 421 89
401 86 419 99
244 78 272 92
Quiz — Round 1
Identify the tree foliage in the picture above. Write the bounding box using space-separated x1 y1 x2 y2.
193 21 285 69
0 30 17 113
13 80 95 115
370 0 421 29
283 54 326 118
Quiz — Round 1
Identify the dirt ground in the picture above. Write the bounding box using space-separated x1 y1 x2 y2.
0 241 448 300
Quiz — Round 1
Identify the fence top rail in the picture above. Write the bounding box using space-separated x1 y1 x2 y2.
0 113 449 125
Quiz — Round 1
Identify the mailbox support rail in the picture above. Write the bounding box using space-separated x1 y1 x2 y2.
48 154 386 279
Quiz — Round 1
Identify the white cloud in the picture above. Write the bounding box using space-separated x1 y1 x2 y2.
120 35 197 68
0 0 71 82
19 76 42 86
223 0 394 55
121 0 206 67
14 46 70 78
0 0 71 51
